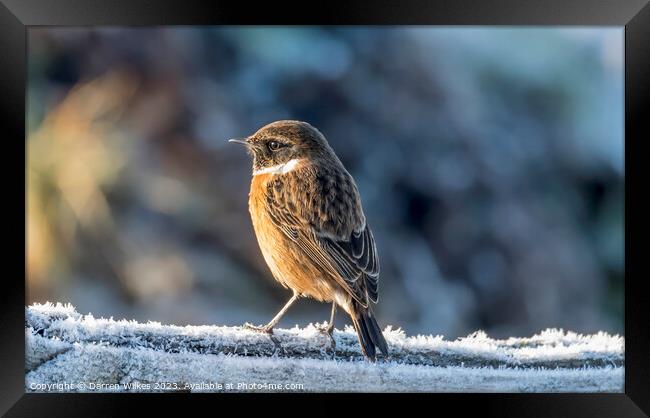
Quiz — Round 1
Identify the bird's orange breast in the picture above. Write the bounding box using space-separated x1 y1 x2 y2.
249 174 277 255
248 173 291 286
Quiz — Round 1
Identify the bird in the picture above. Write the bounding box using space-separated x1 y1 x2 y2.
229 120 388 360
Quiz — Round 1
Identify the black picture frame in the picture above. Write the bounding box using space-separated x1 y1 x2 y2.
2 0 648 416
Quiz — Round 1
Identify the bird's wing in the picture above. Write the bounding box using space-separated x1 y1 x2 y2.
316 226 380 303
265 173 380 306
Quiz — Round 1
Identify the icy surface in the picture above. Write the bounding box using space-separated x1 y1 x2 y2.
26 302 624 392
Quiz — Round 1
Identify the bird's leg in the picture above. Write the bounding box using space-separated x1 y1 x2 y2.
244 292 300 346
317 303 337 349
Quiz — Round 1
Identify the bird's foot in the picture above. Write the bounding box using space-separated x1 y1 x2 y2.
316 322 336 351
243 322 273 333
243 322 282 349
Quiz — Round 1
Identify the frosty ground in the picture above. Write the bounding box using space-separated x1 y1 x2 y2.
26 302 624 392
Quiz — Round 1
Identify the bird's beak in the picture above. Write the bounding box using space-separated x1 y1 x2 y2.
228 137 250 146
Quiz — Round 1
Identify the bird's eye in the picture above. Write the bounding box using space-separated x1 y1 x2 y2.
268 141 282 151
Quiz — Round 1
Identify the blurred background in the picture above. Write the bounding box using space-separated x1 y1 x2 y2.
26 27 623 339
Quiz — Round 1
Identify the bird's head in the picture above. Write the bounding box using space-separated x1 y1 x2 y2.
229 120 336 175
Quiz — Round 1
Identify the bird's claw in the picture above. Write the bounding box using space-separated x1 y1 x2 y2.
243 322 273 334
243 322 283 351
316 323 336 350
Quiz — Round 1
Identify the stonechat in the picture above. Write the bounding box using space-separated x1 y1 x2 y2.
229 120 388 360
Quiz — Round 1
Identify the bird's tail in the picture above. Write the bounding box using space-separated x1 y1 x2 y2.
349 301 388 360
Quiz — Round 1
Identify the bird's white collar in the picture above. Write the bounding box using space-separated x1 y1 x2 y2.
253 158 303 176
